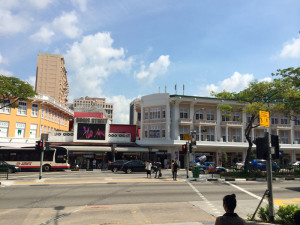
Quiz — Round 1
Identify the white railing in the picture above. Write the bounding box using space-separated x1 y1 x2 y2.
178 118 192 123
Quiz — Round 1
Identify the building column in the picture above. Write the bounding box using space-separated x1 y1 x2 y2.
217 107 222 141
216 149 222 166
242 112 246 143
291 119 295 144
190 102 195 132
242 150 247 161
173 101 180 140
140 104 144 141
166 101 171 140
291 150 296 162
226 126 229 142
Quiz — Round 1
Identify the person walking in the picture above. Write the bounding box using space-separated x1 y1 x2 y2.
154 160 162 178
215 194 246 225
145 160 152 178
171 160 175 179
173 161 178 181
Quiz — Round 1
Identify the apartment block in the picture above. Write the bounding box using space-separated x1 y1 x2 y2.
35 53 69 105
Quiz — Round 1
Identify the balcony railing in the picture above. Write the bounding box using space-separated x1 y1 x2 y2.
221 121 243 126
194 120 217 126
178 118 192 124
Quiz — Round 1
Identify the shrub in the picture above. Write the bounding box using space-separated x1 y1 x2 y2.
294 168 300 177
258 204 269 222
276 204 300 225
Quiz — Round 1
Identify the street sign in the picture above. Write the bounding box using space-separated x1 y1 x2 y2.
183 133 190 140
259 111 270 127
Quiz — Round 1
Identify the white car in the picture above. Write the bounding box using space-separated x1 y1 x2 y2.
235 161 245 169
292 161 300 168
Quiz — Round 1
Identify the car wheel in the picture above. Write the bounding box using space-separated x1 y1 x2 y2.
126 168 132 174
113 168 118 173
43 164 51 172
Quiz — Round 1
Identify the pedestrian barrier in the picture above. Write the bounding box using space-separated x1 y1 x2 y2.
0 167 9 180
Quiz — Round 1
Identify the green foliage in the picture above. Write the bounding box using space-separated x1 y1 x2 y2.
221 152 228 166
0 75 36 109
258 204 269 222
294 168 300 177
276 205 300 225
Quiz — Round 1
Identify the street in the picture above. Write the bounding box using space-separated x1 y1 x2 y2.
0 170 299 225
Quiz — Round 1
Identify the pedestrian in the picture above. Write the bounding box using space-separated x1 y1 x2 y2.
154 160 162 178
173 161 178 181
215 194 246 225
92 159 97 169
145 160 152 178
171 160 175 179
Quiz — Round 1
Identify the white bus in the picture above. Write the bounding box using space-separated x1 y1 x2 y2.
0 146 69 171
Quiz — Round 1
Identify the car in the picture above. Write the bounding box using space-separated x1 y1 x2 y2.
108 160 128 172
216 166 228 173
0 161 21 173
121 160 147 174
292 161 300 168
248 159 280 172
235 161 245 169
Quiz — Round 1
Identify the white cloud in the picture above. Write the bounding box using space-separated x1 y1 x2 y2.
26 76 36 89
0 52 8 64
135 55 170 83
279 37 300 58
30 26 55 43
200 72 254 96
65 32 133 98
52 11 81 39
28 0 52 9
0 8 29 35
107 95 133 124
0 69 13 76
71 0 88 12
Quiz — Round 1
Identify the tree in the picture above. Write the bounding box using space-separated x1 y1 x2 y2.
0 75 37 109
211 78 291 171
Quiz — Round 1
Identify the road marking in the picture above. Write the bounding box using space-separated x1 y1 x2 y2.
186 181 222 217
274 198 300 206
225 181 279 209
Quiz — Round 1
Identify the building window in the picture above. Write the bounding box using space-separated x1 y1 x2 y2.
41 106 44 118
17 101 27 116
222 112 230 121
271 115 278 124
0 121 9 137
179 126 190 140
0 99 11 114
144 109 149 120
222 128 226 142
206 110 215 120
149 108 160 120
195 109 204 120
161 125 165 138
232 128 241 142
30 124 38 138
180 108 188 119
281 116 288 124
15 123 26 138
206 127 215 141
149 125 160 138
144 125 148 138
31 103 39 117
295 117 300 125
162 107 166 119
295 132 300 144
280 131 289 144
232 111 241 122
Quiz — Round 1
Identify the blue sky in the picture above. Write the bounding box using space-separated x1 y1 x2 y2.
1 0 300 123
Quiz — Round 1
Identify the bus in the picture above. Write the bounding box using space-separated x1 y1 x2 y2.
0 146 69 171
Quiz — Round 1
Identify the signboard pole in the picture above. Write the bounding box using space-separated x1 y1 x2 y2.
186 141 189 178
265 132 274 222
39 140 44 180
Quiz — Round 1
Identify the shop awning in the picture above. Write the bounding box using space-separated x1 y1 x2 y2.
62 146 112 152
115 147 149 152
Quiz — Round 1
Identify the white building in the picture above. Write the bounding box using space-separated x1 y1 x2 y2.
130 93 300 168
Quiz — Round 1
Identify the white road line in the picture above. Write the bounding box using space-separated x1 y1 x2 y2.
225 181 279 209
187 181 222 216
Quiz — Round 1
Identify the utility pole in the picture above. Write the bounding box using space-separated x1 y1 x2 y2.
39 140 44 180
186 141 189 178
266 132 274 222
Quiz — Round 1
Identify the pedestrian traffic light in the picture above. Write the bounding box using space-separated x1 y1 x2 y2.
271 134 279 159
189 143 193 153
182 144 187 154
35 140 43 151
253 136 269 160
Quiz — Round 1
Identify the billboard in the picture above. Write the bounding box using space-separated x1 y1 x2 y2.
77 123 106 140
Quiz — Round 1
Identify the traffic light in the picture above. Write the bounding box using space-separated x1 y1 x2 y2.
271 135 280 159
189 143 193 153
35 140 43 151
182 144 187 154
253 136 269 160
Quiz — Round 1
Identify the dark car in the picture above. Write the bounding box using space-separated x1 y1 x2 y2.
121 160 147 174
0 161 21 173
108 160 128 172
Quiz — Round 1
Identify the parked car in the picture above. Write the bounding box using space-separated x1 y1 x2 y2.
248 159 280 172
216 166 228 173
108 160 128 172
235 161 245 169
121 160 147 174
292 161 300 168
0 161 21 173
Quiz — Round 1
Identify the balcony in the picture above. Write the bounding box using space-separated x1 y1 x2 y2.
271 124 291 130
221 121 243 127
194 120 216 126
178 118 192 124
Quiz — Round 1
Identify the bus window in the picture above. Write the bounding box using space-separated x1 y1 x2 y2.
55 148 68 163
44 150 54 161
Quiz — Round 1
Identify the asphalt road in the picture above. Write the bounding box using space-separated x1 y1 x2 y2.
0 170 299 225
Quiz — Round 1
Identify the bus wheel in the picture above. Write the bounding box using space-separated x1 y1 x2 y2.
43 165 51 172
